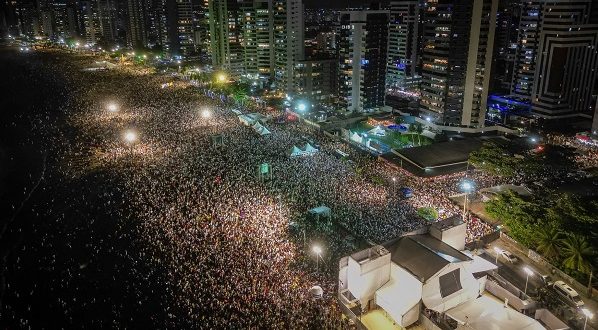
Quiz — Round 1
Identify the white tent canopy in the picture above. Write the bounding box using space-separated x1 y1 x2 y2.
290 146 303 157
304 143 318 154
368 125 386 136
252 122 270 136
309 285 323 298
350 132 363 144
448 295 545 330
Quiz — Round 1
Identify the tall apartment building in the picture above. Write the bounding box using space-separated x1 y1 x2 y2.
419 0 498 128
238 0 303 92
127 0 150 47
208 0 244 72
511 0 598 119
490 0 520 94
166 0 195 56
338 10 389 112
293 57 337 103
386 0 421 91
79 0 102 44
193 0 210 62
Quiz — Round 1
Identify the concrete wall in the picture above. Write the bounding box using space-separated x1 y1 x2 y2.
347 253 391 308
534 309 570 330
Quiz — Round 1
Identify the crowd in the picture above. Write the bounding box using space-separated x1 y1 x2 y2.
545 133 598 169
2 48 512 327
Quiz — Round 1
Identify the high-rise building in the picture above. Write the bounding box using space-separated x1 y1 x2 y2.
79 0 102 44
127 0 149 47
208 0 244 71
293 57 337 103
15 0 40 37
193 0 210 62
166 0 195 56
489 0 520 94
419 0 498 128
511 0 598 119
386 0 421 92
338 10 389 112
238 0 303 92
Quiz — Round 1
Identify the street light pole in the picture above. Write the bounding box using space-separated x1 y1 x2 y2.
494 247 501 265
524 267 533 295
582 308 593 330
312 245 322 272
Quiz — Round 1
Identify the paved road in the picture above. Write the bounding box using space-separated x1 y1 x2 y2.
484 241 598 330
479 250 543 297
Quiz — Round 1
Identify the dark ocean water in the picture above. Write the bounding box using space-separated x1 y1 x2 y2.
0 48 167 328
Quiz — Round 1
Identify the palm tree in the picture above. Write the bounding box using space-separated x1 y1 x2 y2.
408 124 416 145
560 234 594 274
534 226 562 260
415 123 424 145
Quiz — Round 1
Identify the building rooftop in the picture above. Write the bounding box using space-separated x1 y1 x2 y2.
431 215 464 231
384 235 471 282
396 139 483 169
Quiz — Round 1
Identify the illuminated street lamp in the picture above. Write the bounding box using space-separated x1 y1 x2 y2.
459 180 475 221
312 245 322 271
123 130 137 144
582 308 593 330
107 103 118 112
201 108 211 118
217 73 227 83
494 246 501 265
523 267 533 295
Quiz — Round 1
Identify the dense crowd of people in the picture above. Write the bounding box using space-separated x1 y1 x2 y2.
6 48 569 327
60 52 504 326
545 133 598 169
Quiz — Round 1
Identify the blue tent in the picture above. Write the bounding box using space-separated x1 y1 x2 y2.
399 187 413 198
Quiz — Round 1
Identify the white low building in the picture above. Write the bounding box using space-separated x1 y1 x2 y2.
338 221 545 329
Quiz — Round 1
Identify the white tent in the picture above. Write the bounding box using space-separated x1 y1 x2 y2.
448 295 545 330
304 143 318 154
368 125 386 137
252 122 270 136
290 146 303 157
350 132 363 144
239 114 255 126
309 286 323 298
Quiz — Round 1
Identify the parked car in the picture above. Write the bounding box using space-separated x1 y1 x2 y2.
499 250 518 263
539 274 553 286
553 281 585 308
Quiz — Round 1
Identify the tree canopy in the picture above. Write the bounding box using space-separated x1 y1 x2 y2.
485 191 597 277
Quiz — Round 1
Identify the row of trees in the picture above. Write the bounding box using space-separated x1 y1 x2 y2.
393 117 426 145
486 191 597 283
469 142 542 177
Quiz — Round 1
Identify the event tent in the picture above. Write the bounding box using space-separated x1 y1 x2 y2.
368 126 386 137
290 146 303 157
304 143 318 154
447 295 545 330
350 132 363 144
239 114 255 126
308 206 331 217
252 122 270 136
